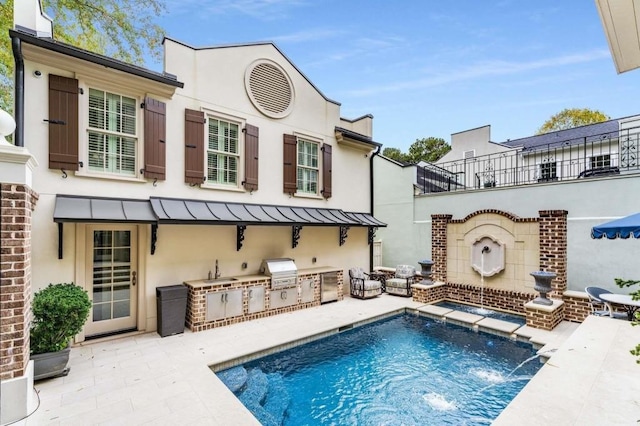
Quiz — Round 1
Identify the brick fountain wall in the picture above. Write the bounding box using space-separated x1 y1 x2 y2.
426 209 590 328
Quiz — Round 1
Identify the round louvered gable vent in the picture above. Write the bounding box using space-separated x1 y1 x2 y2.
245 60 294 118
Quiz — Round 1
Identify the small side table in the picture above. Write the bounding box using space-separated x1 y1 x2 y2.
368 271 387 293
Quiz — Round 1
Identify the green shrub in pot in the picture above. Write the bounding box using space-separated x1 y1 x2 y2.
30 283 92 355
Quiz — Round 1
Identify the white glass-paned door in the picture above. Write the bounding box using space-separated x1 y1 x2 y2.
85 225 137 337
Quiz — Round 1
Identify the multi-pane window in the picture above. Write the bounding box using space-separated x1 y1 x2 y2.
540 161 557 180
207 118 239 185
590 154 611 169
92 230 132 321
297 139 319 194
88 89 137 176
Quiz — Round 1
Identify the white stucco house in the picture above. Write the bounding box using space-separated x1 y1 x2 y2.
8 3 384 342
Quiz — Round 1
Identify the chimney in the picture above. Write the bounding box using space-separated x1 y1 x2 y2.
14 0 53 37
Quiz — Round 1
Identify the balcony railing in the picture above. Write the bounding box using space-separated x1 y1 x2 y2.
417 127 640 194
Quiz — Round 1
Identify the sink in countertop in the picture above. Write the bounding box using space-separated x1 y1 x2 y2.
204 277 239 284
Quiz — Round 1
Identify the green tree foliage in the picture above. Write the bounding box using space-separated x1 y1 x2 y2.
406 137 451 163
536 108 610 134
614 278 640 364
0 1 12 112
0 0 166 112
382 147 408 163
383 137 451 164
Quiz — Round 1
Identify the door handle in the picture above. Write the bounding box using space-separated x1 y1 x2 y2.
132 271 137 286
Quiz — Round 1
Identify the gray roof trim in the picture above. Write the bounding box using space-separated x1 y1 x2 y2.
53 195 156 223
52 195 387 227
11 29 184 88
335 126 382 148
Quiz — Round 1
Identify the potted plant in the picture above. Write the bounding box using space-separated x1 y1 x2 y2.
30 283 91 380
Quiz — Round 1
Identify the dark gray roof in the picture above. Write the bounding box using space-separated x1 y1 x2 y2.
500 120 620 151
53 195 386 227
11 28 184 88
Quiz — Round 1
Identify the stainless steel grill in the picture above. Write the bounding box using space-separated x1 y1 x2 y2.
260 258 298 289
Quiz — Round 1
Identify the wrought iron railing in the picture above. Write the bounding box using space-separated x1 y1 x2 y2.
417 126 640 194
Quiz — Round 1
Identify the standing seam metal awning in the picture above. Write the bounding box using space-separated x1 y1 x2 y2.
53 195 157 223
148 197 385 227
53 195 386 227
53 195 386 258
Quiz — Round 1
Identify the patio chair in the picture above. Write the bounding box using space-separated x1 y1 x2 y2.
584 286 627 319
348 267 382 299
385 264 416 297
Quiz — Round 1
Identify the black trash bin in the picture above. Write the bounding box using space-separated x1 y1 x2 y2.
156 284 188 337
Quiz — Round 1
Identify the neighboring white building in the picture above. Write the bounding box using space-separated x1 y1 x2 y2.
9 4 384 341
375 118 640 293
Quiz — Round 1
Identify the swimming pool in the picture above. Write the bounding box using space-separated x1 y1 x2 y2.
216 314 542 425
435 301 527 325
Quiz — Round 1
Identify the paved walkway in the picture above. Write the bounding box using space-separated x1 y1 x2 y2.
16 295 639 425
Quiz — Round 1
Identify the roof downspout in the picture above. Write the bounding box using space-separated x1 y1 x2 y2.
368 145 381 269
11 35 24 147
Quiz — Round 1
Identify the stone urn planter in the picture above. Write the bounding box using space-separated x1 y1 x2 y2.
32 347 71 380
530 271 557 305
418 259 434 285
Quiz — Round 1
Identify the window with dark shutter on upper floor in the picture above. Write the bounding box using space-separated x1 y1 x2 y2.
47 74 166 181
184 109 259 191
282 134 332 199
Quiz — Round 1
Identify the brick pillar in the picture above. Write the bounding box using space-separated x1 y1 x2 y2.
1 184 38 380
538 210 568 299
431 214 452 283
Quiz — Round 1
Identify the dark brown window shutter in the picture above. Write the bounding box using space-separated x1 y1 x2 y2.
143 97 166 180
48 75 79 171
283 134 297 194
184 109 205 184
243 124 259 192
321 143 332 199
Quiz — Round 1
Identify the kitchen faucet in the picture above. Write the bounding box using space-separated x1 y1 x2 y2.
215 259 221 279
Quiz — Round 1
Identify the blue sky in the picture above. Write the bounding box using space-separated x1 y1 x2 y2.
155 0 640 152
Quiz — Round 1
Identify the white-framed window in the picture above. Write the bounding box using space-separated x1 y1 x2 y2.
539 161 557 180
206 117 240 186
297 138 319 194
590 154 611 169
87 88 138 176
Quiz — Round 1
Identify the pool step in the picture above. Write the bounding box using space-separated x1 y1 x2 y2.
216 366 248 393
264 373 290 422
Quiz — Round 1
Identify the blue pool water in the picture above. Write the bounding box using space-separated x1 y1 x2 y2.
435 301 527 325
217 314 542 425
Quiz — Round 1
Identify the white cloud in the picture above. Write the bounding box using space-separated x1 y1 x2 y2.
346 49 612 97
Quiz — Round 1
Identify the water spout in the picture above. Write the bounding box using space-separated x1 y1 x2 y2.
480 252 485 310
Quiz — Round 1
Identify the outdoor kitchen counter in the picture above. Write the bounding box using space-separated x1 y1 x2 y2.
183 267 344 332
183 274 269 289
298 266 341 275
183 267 341 289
